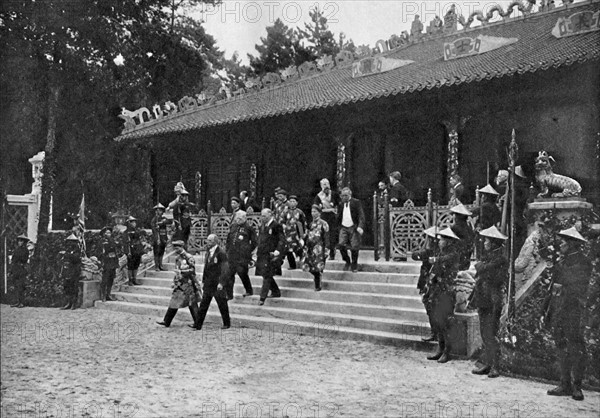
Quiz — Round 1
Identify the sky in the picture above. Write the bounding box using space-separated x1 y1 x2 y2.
189 0 552 63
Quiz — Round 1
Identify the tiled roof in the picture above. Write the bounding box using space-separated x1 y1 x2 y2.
116 1 600 141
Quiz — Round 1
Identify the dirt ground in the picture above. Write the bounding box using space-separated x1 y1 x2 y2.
1 305 599 418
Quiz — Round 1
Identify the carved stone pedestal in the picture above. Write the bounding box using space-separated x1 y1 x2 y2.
527 198 593 234
80 280 102 308
449 312 482 358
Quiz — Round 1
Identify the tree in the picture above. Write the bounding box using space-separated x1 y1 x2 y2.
297 7 340 61
248 18 301 75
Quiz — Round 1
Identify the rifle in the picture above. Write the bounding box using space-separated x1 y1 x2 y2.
541 235 561 325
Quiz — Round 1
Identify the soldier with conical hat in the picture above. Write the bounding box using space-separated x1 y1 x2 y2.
450 204 474 270
470 225 508 378
99 226 120 301
412 225 439 342
9 235 30 308
472 184 501 260
426 226 460 363
59 233 83 310
125 216 145 285
546 225 592 401
151 202 170 271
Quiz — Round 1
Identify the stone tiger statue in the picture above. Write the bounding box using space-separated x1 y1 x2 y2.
535 151 582 198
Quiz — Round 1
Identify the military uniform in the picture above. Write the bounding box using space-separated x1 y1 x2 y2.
412 242 437 341
60 235 82 310
451 218 474 270
99 230 120 301
151 206 170 271
547 232 592 401
225 221 257 298
10 236 30 307
427 228 460 363
471 242 507 377
472 185 501 260
125 220 145 285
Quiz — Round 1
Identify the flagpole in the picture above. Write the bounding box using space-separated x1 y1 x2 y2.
508 129 518 322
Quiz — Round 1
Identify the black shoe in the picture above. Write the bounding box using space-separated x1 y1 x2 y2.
422 335 437 342
156 321 170 327
571 387 584 401
258 300 265 306
10 303 19 307
343 262 351 271
437 353 450 363
351 263 358 272
315 287 322 292
16 303 25 308
487 367 500 378
221 325 231 330
427 350 443 361
243 292 253 297
547 385 572 396
472 365 491 375
269 294 281 298
188 324 200 330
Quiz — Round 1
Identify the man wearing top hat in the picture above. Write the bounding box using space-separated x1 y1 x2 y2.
157 240 202 328
450 203 475 270
470 226 508 378
427 227 461 363
190 234 231 330
412 226 439 342
545 227 592 401
10 235 30 308
151 203 170 271
60 234 83 310
99 226 120 301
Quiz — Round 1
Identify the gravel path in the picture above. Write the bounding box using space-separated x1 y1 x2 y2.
1 305 598 417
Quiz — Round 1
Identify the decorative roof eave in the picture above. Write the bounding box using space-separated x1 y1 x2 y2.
115 57 597 142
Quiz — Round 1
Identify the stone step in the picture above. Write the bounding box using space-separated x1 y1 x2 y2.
95 300 432 350
145 266 417 285
164 258 421 275
118 284 425 309
100 297 431 339
133 275 419 296
113 286 427 322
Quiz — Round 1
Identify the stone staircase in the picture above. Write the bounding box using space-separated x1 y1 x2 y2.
95 253 433 350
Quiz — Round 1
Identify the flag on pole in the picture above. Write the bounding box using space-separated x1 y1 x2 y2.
78 194 86 253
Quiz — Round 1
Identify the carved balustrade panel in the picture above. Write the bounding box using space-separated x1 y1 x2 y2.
387 202 474 257
189 217 209 253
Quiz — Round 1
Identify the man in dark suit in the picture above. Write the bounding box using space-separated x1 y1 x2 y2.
226 211 257 299
190 234 231 330
337 187 365 272
388 171 411 207
240 191 256 212
256 208 286 305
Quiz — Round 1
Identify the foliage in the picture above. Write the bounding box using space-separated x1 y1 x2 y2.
500 210 600 388
11 230 123 307
297 7 341 63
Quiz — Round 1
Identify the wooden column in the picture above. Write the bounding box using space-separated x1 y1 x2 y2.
442 116 471 203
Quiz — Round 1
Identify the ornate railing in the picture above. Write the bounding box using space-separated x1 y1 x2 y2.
187 205 262 254
373 189 475 261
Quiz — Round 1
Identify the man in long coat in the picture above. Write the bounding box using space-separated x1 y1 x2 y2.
157 240 201 328
10 235 30 308
191 234 231 330
256 208 286 305
226 211 257 299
